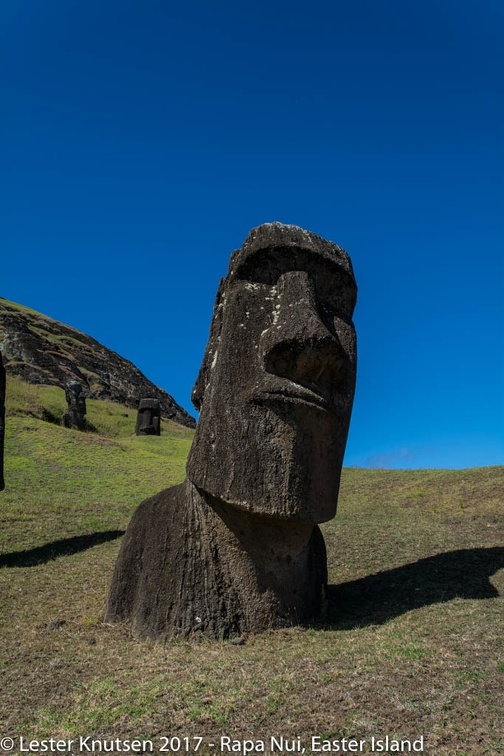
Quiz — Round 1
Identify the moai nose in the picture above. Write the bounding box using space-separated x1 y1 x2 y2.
259 270 347 389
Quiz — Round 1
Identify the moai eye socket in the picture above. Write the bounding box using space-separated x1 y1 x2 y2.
235 246 356 322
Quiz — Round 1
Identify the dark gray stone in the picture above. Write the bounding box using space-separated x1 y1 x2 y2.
106 223 357 640
135 398 161 436
63 381 87 430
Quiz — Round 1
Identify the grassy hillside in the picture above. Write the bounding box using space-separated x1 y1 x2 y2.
0 297 195 427
1 375 503 755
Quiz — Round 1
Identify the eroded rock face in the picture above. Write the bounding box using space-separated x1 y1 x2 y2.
106 223 357 640
135 398 161 436
0 352 5 491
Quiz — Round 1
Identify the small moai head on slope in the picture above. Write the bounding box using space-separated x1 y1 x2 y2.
186 222 357 524
135 398 161 436
63 380 87 430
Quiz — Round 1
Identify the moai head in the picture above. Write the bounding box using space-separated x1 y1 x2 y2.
63 381 87 430
65 381 86 413
135 398 161 436
186 223 357 523
0 353 5 491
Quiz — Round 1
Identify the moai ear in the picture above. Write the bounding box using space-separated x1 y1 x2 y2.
191 278 227 412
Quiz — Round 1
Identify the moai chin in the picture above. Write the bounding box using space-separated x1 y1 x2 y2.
106 223 357 640
0 352 5 491
63 381 87 430
135 398 161 436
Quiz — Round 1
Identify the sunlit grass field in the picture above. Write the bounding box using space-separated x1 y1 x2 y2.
1 376 502 755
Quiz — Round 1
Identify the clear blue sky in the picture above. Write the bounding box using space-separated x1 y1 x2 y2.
2 0 503 469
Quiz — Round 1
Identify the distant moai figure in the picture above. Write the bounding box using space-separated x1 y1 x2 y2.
106 223 357 640
63 381 87 430
135 398 161 436
0 352 5 491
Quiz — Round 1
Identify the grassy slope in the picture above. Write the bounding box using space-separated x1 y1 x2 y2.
0 376 503 755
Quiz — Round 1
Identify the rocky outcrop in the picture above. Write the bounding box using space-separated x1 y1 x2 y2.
0 298 195 428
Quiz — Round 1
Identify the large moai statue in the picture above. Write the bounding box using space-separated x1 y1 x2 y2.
135 398 161 436
63 381 87 430
105 223 357 640
0 352 5 491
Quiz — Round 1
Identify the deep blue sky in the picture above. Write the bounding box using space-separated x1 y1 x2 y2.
2 0 503 468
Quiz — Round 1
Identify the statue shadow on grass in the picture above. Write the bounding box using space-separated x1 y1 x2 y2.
0 530 125 568
323 546 504 630
2 536 502 631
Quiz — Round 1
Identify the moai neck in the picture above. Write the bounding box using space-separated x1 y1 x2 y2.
192 484 327 633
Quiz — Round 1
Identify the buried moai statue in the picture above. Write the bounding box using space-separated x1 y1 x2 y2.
0 352 5 491
63 381 87 430
135 398 161 436
105 223 357 640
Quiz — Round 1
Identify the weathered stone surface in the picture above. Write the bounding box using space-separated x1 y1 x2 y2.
135 398 161 435
0 298 195 428
62 380 87 430
0 352 5 491
106 223 357 640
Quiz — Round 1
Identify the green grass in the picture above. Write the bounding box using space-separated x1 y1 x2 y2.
1 375 503 755
2 377 193 550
